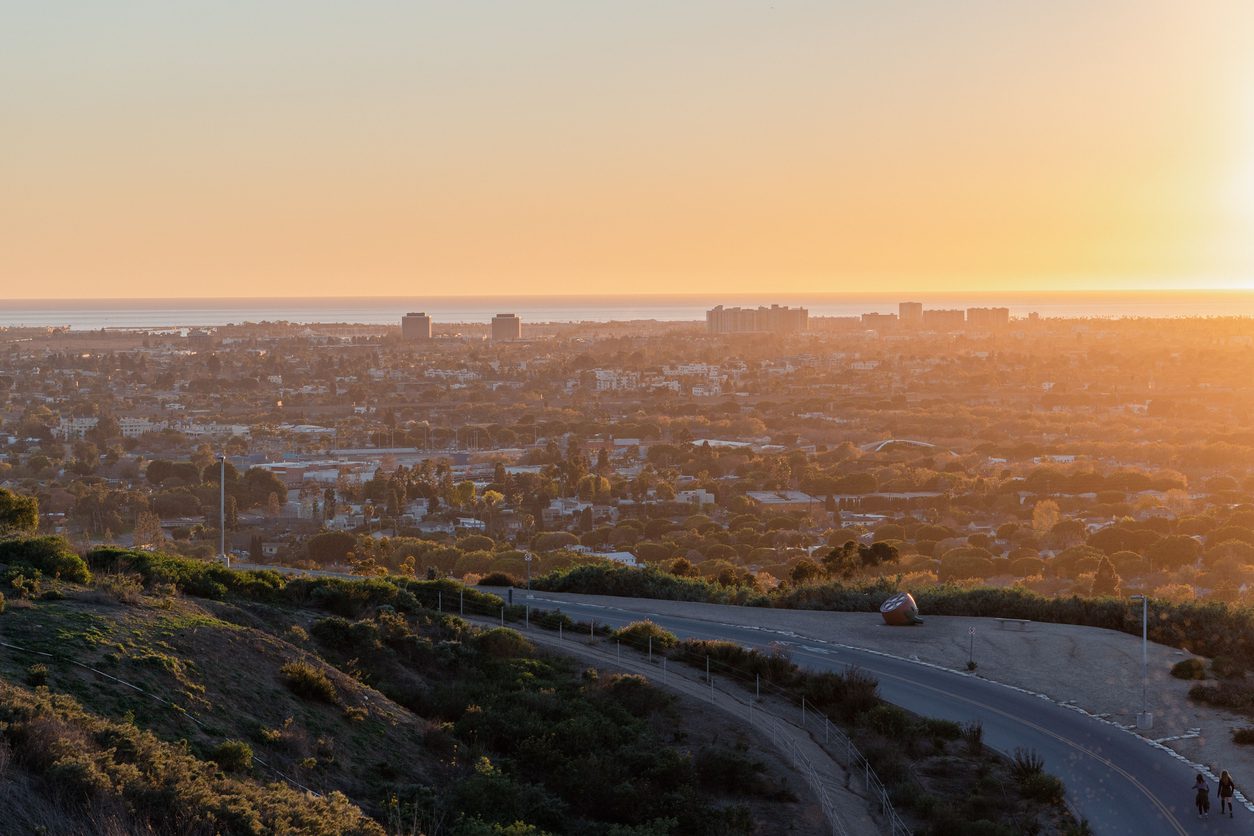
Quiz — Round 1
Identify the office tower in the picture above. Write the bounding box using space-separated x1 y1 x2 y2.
898 301 923 327
491 313 522 341
401 312 432 340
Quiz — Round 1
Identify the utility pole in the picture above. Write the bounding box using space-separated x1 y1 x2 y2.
218 455 227 566
1131 594 1152 729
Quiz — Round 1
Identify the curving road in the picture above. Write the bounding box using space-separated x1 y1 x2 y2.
513 589 1248 836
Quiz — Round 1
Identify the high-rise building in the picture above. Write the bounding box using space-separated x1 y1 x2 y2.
898 301 923 327
965 307 1010 329
491 313 521 341
401 312 432 340
921 309 966 331
706 304 808 334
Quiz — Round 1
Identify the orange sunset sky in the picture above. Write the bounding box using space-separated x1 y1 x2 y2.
4 2 1254 298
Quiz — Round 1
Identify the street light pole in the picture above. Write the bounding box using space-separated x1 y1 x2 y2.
218 454 227 566
1131 594 1151 729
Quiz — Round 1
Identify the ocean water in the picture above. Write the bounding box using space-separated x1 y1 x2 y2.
1 291 1253 329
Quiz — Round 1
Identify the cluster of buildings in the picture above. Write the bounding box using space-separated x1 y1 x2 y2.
402 312 522 342
862 302 1011 332
706 304 809 335
704 301 1012 336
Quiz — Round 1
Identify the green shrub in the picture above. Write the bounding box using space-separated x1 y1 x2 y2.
531 609 574 632
1010 747 1045 781
614 620 678 652
1232 727 1254 745
598 673 673 717
670 639 798 686
1189 681 1254 715
0 536 91 584
1019 772 1065 803
210 739 253 773
479 571 520 588
1171 658 1206 680
279 660 338 704
472 627 533 659
25 663 48 687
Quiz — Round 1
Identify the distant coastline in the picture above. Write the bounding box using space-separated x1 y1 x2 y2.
2 290 1254 329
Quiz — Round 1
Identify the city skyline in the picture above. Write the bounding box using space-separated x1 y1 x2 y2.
5 2 1254 298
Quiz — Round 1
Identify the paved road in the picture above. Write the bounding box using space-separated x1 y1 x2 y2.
513 589 1249 836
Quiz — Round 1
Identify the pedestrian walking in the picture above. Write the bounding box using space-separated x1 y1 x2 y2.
1218 770 1236 818
1194 773 1210 819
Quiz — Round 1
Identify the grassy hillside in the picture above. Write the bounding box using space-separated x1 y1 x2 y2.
0 540 812 835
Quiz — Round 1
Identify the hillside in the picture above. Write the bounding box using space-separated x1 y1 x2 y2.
0 540 816 835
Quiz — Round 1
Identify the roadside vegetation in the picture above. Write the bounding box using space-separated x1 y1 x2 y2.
0 539 816 835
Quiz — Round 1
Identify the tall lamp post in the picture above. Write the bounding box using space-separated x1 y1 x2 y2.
1130 594 1152 729
218 454 228 567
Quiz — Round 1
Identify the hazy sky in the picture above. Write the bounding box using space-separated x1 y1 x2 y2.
5 2 1254 298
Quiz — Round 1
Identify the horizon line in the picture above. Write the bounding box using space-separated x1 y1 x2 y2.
4 288 1254 304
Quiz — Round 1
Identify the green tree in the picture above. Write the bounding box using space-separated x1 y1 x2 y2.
0 488 38 535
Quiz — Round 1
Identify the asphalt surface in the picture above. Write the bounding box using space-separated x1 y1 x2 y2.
512 589 1250 836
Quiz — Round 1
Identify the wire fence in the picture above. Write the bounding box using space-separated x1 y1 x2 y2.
437 588 913 836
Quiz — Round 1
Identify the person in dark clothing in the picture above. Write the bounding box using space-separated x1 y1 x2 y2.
1194 774 1210 819
1218 770 1236 818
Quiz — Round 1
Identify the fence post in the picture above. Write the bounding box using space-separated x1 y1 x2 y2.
590 619 595 640
648 636 652 662
558 620 562 641
500 606 504 627
756 673 760 701
662 656 667 683
459 588 463 615
437 591 441 612
801 695 806 728
616 639 621 659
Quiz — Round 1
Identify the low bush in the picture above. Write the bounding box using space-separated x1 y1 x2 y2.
478 571 520 588
1010 747 1045 781
25 663 48 687
471 627 533 659
279 660 338 704
1020 772 1065 803
209 739 253 773
92 572 145 605
1232 727 1254 745
614 620 678 652
0 536 92 584
1188 682 1254 715
597 673 674 718
1171 658 1206 680
533 563 769 605
531 609 574 631
670 639 798 686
